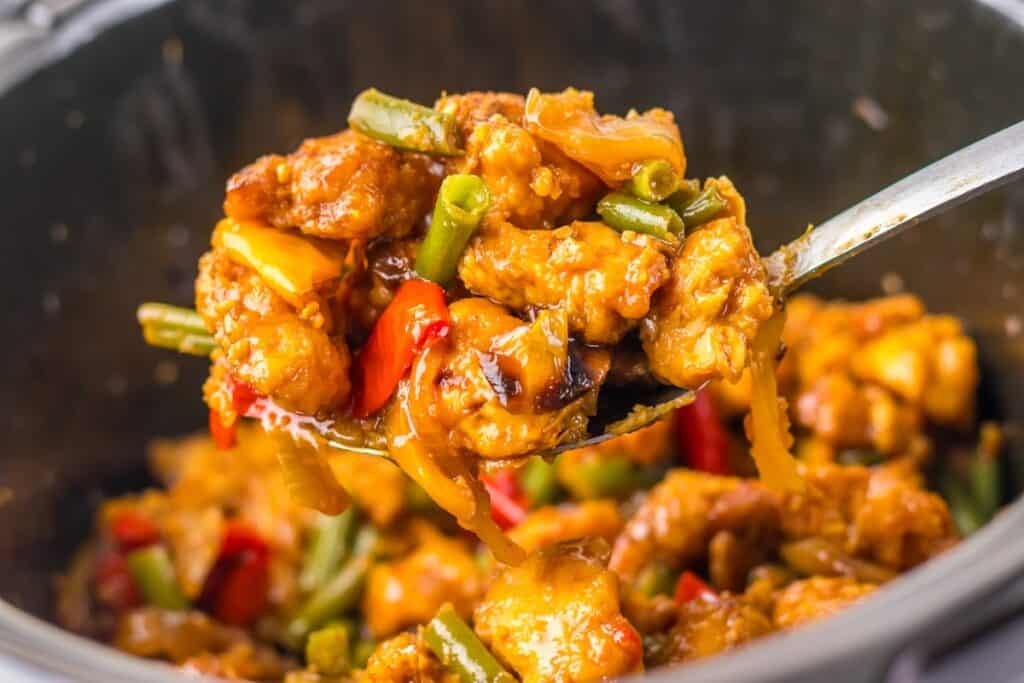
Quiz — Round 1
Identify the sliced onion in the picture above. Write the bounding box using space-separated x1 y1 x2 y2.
524 88 686 184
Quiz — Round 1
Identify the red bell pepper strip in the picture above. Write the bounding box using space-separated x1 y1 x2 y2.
219 521 271 558
674 571 716 605
208 550 270 626
94 552 143 612
229 377 261 415
481 471 528 531
110 512 160 551
209 409 237 450
352 279 451 417
200 521 271 627
675 388 731 475
208 377 264 450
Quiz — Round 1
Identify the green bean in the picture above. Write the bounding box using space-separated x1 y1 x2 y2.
137 303 208 334
567 455 639 500
597 192 683 240
348 88 462 155
679 186 726 228
125 546 190 610
285 555 370 649
299 509 357 594
521 457 559 506
142 325 217 356
635 562 676 597
423 604 515 683
137 303 216 356
665 179 702 214
970 457 1001 521
306 623 352 676
941 472 984 536
415 174 491 285
970 425 1003 521
622 159 680 202
352 639 377 668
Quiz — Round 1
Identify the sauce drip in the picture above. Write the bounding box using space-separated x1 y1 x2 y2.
747 310 804 492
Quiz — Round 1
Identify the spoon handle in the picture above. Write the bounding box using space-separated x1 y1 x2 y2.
764 120 1024 293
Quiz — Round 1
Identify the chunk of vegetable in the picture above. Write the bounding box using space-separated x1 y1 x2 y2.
674 571 716 605
675 389 731 475
352 279 451 417
212 218 347 307
481 471 528 531
306 623 352 676
415 174 491 285
679 186 727 228
125 546 190 611
597 192 683 241
348 88 462 155
300 509 357 594
622 159 680 202
285 555 370 649
137 303 215 356
524 88 685 184
424 603 516 683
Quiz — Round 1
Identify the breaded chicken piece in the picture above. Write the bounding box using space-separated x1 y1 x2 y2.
196 249 350 416
459 220 670 344
641 179 774 388
224 130 441 241
474 539 643 683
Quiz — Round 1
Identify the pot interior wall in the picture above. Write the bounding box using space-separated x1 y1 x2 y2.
0 0 1022 622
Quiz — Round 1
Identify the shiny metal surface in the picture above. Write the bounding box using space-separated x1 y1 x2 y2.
765 120 1024 293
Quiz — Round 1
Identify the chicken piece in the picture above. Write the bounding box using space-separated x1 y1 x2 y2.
792 373 922 455
778 464 871 546
435 91 527 137
363 632 454 683
663 596 774 664
114 608 295 679
780 463 957 571
508 501 623 554
641 180 774 388
224 130 440 241
363 522 482 638
196 249 351 416
610 470 735 582
446 112 603 229
474 539 643 683
851 316 978 427
850 463 958 570
772 577 876 629
387 300 607 561
392 299 605 462
459 220 670 344
610 470 781 584
705 486 784 594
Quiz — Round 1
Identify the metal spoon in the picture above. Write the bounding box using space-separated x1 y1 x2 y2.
320 120 1024 459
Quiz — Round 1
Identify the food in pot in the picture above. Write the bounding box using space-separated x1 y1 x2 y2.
64 295 997 679
63 87 1003 680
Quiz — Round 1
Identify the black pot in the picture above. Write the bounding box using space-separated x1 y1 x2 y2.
0 1 1022 681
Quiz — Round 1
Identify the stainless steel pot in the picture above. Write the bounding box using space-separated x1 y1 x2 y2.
0 1 1022 681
